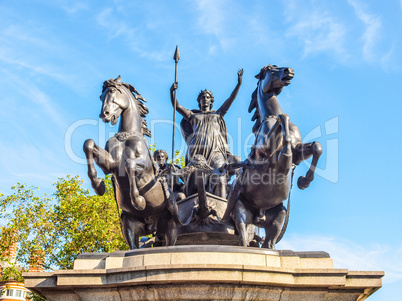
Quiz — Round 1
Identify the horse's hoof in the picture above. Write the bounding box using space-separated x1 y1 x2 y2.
92 178 105 195
132 195 146 211
297 176 311 190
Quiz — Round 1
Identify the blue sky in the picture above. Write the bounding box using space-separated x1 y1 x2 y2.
1 0 401 299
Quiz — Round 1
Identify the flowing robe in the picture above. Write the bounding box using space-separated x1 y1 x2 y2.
180 110 230 167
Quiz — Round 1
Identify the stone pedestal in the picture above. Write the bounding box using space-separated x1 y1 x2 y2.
23 245 383 301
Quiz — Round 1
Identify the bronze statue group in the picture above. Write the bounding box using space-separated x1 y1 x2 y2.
84 64 322 250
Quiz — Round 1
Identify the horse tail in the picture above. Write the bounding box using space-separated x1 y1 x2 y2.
111 175 123 232
276 168 295 244
275 196 290 244
221 178 240 223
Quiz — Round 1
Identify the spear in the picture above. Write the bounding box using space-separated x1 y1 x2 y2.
171 45 180 189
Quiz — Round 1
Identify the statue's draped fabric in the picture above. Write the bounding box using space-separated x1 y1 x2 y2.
181 110 229 167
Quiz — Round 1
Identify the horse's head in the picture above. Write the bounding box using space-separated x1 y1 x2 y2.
256 65 294 96
248 65 295 135
99 76 130 125
99 76 151 136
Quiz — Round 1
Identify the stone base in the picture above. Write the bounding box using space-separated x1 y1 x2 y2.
23 245 383 301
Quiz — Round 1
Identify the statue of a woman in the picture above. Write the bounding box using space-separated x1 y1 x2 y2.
170 69 243 198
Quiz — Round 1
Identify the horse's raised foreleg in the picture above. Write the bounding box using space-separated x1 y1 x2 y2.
121 212 146 249
83 139 113 195
234 200 253 247
293 141 323 189
125 158 146 211
261 204 286 249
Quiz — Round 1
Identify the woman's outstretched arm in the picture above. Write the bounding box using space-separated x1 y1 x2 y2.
218 69 243 116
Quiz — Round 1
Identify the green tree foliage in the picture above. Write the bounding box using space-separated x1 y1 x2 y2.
0 266 24 282
173 149 185 168
0 175 127 271
28 292 47 301
0 147 185 273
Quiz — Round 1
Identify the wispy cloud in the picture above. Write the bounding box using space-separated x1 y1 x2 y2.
347 0 382 62
33 0 90 15
61 2 89 15
96 7 133 40
284 1 347 61
194 0 229 51
282 0 396 69
0 22 98 95
279 234 402 283
0 141 68 194
9 173 58 187
0 52 70 85
95 7 170 62
288 13 347 58
3 25 60 53
0 70 67 129
193 0 286 57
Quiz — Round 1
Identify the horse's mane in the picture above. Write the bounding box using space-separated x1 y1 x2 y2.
248 87 260 135
248 65 279 135
102 77 151 137
248 66 270 135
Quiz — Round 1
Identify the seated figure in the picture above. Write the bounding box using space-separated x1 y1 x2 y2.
154 149 185 199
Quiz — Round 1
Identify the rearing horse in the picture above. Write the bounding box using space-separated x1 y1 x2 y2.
83 76 181 249
222 65 322 249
